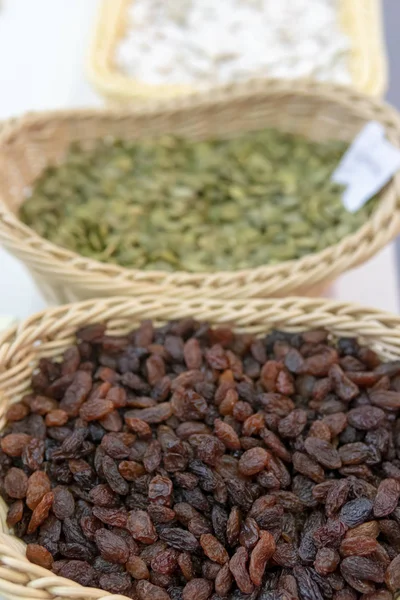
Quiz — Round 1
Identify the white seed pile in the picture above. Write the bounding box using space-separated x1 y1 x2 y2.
116 0 352 87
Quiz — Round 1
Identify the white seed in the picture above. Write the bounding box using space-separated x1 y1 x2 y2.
116 0 352 87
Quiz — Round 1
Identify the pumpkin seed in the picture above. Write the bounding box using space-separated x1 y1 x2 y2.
20 129 378 272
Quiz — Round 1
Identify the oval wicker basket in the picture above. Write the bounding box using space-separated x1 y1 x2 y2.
0 295 399 599
0 79 400 305
87 0 388 104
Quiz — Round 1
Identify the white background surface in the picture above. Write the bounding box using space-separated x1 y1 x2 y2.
0 0 398 325
0 0 101 320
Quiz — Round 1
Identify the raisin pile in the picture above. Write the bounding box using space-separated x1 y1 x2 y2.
0 320 399 600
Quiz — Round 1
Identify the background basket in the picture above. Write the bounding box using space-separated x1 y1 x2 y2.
87 0 388 105
0 295 399 599
0 79 400 305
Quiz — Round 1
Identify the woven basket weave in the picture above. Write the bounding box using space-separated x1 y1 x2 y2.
0 80 400 304
0 295 399 599
88 0 388 104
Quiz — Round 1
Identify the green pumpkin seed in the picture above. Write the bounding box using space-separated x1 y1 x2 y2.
19 128 379 272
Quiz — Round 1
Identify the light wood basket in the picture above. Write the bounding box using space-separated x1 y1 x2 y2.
0 295 399 599
87 0 388 105
0 79 400 305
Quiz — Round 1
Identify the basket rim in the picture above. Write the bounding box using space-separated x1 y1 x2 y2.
0 294 400 600
86 0 388 100
0 78 400 295
3 294 400 368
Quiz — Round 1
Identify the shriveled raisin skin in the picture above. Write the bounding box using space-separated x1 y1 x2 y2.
373 478 400 518
249 530 276 585
229 547 254 594
182 578 213 600
95 529 129 564
54 559 97 587
304 437 342 470
238 447 270 476
127 510 157 544
1 434 31 457
27 491 54 533
340 498 373 528
126 555 150 579
26 543 53 570
0 320 399 598
99 572 131 594
385 554 400 592
314 547 340 575
6 500 24 527
52 486 75 520
200 534 229 565
339 536 378 557
4 467 28 499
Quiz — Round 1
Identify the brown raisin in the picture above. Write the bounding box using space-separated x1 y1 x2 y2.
26 544 54 570
52 486 75 520
314 547 340 575
126 555 150 579
249 530 276 585
6 500 24 527
127 510 157 544
238 447 270 476
1 433 31 457
200 533 229 564
229 547 254 594
95 528 129 563
4 467 28 499
183 578 213 600
27 491 54 533
373 478 400 518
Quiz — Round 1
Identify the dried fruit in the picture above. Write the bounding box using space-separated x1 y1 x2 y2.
95 529 129 563
159 527 199 552
99 572 131 594
249 530 276 585
339 536 378 557
27 492 54 533
26 543 54 569
127 510 157 544
215 562 233 596
200 534 229 564
229 547 254 594
21 438 45 471
314 547 340 575
340 499 373 529
4 467 28 499
293 452 325 483
304 437 342 470
214 419 241 451
385 554 400 592
0 320 398 598
126 555 150 579
238 447 270 476
6 500 23 527
1 433 31 457
182 578 213 600
341 556 385 588
373 478 400 518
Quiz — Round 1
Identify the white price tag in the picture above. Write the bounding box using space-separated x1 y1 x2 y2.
332 121 400 213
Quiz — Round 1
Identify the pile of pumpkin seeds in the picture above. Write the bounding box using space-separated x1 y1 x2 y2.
20 129 377 272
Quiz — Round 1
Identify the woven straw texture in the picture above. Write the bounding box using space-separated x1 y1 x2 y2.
0 79 400 305
87 0 387 105
0 295 399 599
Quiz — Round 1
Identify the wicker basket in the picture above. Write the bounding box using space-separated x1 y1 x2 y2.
0 79 400 305
0 294 399 599
87 0 388 105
